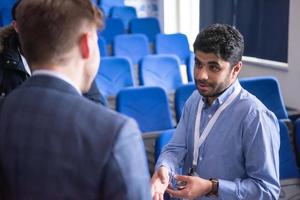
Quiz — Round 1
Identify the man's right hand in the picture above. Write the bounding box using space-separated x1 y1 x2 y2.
151 166 170 200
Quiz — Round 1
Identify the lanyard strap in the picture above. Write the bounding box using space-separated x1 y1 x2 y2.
192 85 242 166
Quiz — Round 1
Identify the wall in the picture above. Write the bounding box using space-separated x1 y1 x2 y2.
239 0 300 110
162 0 199 49
125 0 159 17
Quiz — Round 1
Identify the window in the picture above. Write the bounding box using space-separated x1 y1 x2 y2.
200 0 289 63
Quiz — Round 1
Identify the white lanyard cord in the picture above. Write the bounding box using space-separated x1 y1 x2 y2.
192 85 242 166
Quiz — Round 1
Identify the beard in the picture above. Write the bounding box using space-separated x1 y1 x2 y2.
195 79 231 98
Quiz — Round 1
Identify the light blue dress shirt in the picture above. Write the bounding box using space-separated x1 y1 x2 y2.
156 80 280 200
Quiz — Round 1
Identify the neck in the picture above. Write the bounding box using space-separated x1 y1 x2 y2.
32 62 84 92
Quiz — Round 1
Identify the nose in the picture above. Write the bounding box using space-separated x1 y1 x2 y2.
194 66 208 81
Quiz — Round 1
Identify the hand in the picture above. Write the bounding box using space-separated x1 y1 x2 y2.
151 166 170 200
166 175 212 199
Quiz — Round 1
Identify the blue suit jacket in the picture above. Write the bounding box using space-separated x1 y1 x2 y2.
0 75 151 200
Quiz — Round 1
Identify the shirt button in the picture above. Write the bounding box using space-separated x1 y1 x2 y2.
208 114 212 118
199 157 203 161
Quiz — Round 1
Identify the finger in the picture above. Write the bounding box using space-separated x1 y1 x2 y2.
151 172 159 184
159 193 164 200
158 170 168 184
166 188 185 198
153 192 160 200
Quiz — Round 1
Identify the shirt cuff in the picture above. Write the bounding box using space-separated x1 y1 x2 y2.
218 179 237 199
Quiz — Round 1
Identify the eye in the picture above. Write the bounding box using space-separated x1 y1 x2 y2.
209 64 221 72
194 60 202 68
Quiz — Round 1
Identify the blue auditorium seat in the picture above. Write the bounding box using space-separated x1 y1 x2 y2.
98 36 107 57
139 55 183 92
129 17 161 43
295 118 300 161
98 0 124 16
278 120 300 180
110 6 137 30
240 76 288 120
113 34 150 65
95 57 134 97
155 129 174 161
187 52 195 81
99 18 125 46
116 86 173 132
0 0 15 26
174 83 196 122
155 33 193 81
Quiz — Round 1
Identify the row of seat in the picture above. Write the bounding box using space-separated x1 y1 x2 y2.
115 76 289 131
99 17 161 45
114 76 299 183
1 1 138 28
95 55 188 98
98 32 194 81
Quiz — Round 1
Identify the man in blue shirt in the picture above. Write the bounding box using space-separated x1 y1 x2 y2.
151 24 280 200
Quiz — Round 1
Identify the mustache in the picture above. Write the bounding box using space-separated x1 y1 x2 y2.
195 79 212 87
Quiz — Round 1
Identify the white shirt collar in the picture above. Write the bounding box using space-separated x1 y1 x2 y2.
32 69 82 95
18 49 31 75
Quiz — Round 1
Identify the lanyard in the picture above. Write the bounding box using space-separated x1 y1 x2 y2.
192 85 241 167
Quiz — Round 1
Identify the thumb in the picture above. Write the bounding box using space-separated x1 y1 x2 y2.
158 168 169 184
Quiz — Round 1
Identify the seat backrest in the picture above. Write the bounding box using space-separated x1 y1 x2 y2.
98 36 107 57
174 83 196 122
110 6 137 30
129 17 161 43
116 86 173 132
155 129 175 161
139 55 183 92
155 33 191 65
113 34 150 65
95 57 134 97
295 118 300 160
187 53 195 82
98 0 124 16
240 76 288 120
99 18 125 45
0 1 13 27
278 120 300 180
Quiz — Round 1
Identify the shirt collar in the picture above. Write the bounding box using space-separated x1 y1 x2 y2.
32 69 82 95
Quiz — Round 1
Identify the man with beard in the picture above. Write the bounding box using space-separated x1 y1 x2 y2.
151 24 280 200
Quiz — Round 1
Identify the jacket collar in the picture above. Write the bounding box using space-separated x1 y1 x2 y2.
21 75 82 96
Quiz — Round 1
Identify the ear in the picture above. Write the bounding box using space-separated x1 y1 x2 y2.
79 33 90 59
231 61 242 78
12 20 18 33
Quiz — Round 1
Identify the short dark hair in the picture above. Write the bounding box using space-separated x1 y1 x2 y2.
16 0 104 66
193 24 244 67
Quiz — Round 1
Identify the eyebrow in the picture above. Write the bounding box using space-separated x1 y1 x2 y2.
194 58 220 66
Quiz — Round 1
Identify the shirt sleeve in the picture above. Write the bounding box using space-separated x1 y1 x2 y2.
218 109 281 200
101 118 151 200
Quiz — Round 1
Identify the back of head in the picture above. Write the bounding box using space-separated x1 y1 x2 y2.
15 0 103 67
193 24 244 67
